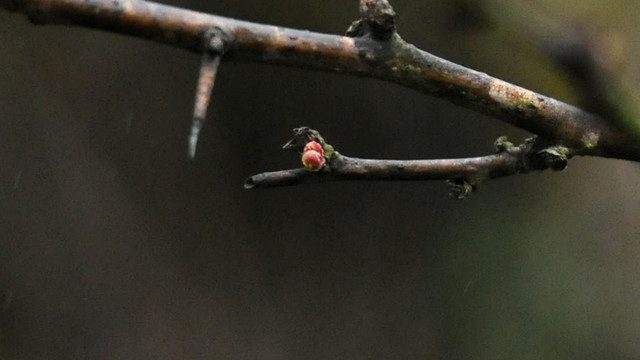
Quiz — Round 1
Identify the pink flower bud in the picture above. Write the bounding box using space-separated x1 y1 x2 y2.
302 140 326 171
303 140 324 154
302 150 325 171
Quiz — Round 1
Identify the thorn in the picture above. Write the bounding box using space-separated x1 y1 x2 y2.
189 49 222 159
189 27 230 159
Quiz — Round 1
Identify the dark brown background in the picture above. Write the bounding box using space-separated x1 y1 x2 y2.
1 0 639 359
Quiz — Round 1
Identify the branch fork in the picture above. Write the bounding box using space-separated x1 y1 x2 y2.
2 0 640 194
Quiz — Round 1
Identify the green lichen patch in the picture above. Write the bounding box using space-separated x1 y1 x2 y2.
446 179 475 199
494 136 514 153
538 145 570 171
582 132 599 150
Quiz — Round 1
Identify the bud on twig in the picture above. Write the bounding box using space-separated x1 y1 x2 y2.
302 140 326 171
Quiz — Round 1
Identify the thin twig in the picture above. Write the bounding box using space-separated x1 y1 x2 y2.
2 0 639 161
245 128 563 194
244 152 522 189
244 148 549 193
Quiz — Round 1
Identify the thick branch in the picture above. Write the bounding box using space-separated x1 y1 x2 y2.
459 0 640 142
2 0 639 161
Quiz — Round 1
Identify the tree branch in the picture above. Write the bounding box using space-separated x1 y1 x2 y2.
245 128 569 197
245 152 525 189
454 0 640 142
1 0 639 161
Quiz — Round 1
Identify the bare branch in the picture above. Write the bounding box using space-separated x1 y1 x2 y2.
245 128 564 196
457 0 640 143
2 0 639 161
244 152 524 190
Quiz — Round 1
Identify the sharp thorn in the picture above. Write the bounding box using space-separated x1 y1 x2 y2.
189 53 221 159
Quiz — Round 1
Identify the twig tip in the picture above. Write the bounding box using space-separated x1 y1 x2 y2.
244 177 256 189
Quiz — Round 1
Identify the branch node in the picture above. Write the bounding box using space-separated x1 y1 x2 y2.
282 127 327 153
347 0 397 40
537 145 570 171
283 127 336 172
202 27 232 54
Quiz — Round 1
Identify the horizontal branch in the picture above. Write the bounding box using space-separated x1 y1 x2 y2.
245 151 525 189
245 128 565 195
2 0 639 161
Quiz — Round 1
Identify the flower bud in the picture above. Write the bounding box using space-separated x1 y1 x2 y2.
302 140 325 171
303 140 324 154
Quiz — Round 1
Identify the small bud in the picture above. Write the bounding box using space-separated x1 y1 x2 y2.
303 140 324 154
302 150 326 171
302 140 326 171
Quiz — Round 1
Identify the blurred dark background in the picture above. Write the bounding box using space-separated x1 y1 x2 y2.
1 0 640 359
